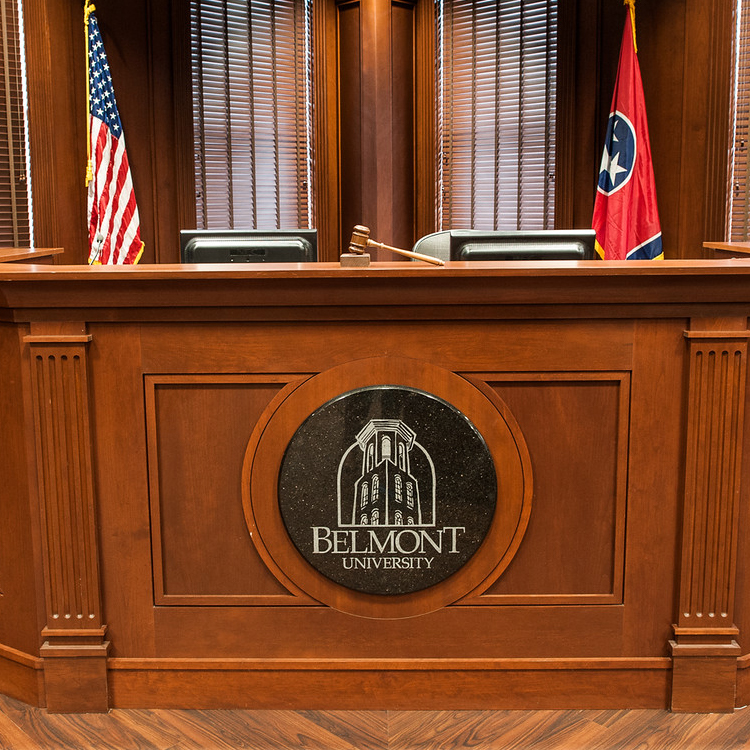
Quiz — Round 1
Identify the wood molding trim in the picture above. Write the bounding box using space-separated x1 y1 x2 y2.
23 322 109 712
314 0 341 260
553 0 583 229
699 0 734 248
670 318 748 712
170 0 198 244
414 0 435 238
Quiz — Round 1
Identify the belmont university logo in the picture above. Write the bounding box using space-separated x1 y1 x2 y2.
278 386 497 595
312 417 465 574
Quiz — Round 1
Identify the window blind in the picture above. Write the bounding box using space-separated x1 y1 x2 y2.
0 0 31 246
437 0 557 230
190 0 314 230
729 0 750 240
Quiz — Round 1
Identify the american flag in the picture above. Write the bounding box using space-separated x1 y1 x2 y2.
86 3 143 265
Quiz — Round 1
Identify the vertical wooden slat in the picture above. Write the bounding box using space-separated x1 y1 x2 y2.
313 0 339 259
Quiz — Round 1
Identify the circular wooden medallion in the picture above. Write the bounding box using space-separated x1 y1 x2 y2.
242 356 532 619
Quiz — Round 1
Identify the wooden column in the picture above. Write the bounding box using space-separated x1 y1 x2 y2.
670 318 748 712
336 0 418 255
24 323 109 713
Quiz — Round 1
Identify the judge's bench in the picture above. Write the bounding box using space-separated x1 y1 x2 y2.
0 258 749 713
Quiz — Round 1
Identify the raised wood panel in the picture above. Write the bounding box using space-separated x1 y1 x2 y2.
144 375 306 604
475 374 629 605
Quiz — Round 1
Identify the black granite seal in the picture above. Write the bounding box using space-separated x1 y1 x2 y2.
278 386 497 595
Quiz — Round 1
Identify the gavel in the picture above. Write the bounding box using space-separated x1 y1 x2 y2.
348 225 445 266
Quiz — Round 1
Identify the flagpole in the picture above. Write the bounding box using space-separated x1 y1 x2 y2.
84 1 95 186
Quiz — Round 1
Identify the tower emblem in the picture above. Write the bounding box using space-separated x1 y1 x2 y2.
339 419 436 528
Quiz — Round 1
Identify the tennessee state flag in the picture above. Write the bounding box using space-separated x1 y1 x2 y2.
592 1 662 260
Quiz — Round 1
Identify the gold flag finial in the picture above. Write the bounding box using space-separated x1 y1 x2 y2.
623 0 637 53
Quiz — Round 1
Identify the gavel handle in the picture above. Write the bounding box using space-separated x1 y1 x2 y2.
368 240 445 266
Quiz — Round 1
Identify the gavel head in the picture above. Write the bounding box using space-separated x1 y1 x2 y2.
348 225 371 255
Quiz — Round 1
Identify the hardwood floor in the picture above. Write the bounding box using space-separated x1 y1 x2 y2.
0 694 749 749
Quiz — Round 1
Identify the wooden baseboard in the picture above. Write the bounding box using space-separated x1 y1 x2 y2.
0 646 43 707
107 658 671 710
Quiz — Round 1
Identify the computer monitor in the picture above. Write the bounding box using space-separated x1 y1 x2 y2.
180 229 317 263
449 229 596 261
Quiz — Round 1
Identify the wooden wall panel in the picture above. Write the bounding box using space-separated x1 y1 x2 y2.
314 0 343 259
137 320 635 374
145 376 304 604
150 605 627 660
23 0 86 261
675 0 735 255
479 375 628 604
87 324 156 659
0 326 41 657
91 0 180 264
621 320 686 658
390 1 416 248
